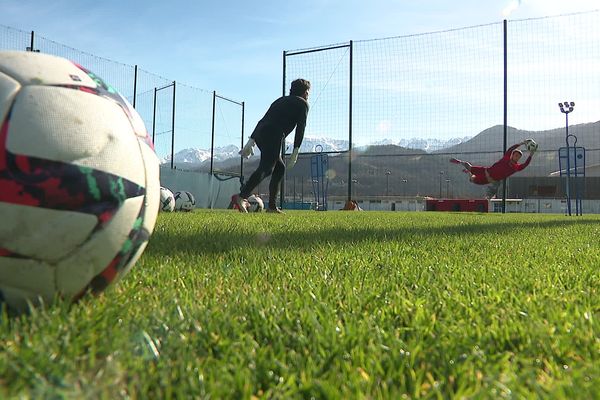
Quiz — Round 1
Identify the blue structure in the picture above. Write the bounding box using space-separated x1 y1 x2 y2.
558 143 585 216
310 145 329 211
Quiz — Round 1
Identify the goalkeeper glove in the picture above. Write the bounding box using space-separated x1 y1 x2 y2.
287 147 299 169
239 138 255 159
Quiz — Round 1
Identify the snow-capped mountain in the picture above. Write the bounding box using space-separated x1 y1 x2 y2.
162 144 240 165
296 136 472 153
161 136 470 165
294 137 350 153
373 136 472 152
298 136 471 153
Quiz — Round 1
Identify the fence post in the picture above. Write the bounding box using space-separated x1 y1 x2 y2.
280 50 287 209
26 31 38 52
132 65 138 109
170 81 176 170
240 101 245 184
347 40 354 202
152 87 157 144
210 91 216 175
501 19 508 213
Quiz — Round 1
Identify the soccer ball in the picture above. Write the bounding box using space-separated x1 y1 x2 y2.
526 139 538 153
247 194 264 212
160 187 175 212
174 190 196 211
0 51 160 312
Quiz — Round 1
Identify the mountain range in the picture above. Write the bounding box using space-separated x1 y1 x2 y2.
162 121 600 199
162 144 240 165
162 136 473 166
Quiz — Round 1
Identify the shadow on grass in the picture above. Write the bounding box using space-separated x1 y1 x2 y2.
146 217 599 256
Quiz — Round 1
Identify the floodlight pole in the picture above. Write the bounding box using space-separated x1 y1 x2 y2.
559 101 575 216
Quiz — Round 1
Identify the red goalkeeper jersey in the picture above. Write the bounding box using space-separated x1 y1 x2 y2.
487 143 532 181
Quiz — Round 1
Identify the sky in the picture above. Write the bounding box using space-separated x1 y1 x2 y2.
1 0 599 153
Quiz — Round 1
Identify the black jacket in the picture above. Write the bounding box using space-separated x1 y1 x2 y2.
250 95 309 149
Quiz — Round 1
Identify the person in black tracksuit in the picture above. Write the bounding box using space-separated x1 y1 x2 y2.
235 78 310 213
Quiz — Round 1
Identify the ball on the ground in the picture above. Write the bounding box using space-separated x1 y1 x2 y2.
160 187 175 212
0 51 160 312
174 190 196 212
247 194 264 212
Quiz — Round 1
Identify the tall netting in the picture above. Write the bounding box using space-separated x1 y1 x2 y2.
157 83 214 171
352 23 505 199
132 69 173 164
284 44 351 152
506 12 600 199
283 44 351 206
149 82 175 166
0 24 30 51
283 10 600 203
35 35 135 100
211 94 244 176
0 25 245 176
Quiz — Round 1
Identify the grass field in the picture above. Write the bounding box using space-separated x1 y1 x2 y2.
1 210 599 399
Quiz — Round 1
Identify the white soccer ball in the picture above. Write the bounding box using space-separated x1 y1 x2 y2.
160 187 175 212
0 51 160 312
174 190 196 212
247 194 264 212
526 139 538 153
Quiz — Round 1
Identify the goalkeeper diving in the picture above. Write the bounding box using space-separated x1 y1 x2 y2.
450 140 536 185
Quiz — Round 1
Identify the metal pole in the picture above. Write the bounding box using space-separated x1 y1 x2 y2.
29 31 35 52
347 40 354 202
210 91 216 175
573 136 580 216
282 50 287 97
132 65 138 109
152 87 157 144
170 81 176 170
280 51 287 209
502 19 508 214
240 101 245 183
